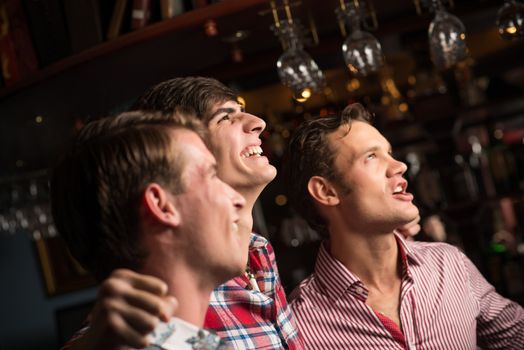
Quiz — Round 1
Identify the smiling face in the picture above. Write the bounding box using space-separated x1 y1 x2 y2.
171 129 247 283
205 100 277 192
328 121 419 234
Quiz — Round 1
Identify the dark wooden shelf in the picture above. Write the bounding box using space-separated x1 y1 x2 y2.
0 0 268 99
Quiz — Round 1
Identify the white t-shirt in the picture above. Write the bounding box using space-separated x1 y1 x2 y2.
145 317 226 350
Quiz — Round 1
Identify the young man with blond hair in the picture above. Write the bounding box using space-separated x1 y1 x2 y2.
52 110 245 349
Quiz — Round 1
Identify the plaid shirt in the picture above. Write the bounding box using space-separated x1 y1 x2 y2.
204 233 302 349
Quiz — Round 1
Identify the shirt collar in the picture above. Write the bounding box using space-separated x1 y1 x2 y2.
314 241 364 302
249 232 267 251
314 233 423 301
393 231 423 267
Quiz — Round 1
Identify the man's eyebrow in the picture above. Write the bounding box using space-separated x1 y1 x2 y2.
209 106 238 120
357 143 392 157
358 145 379 157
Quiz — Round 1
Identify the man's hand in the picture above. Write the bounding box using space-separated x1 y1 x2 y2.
70 269 178 350
395 215 421 241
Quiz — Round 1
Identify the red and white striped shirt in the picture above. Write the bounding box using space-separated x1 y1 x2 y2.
290 234 524 349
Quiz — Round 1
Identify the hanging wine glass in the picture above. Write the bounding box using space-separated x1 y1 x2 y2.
273 21 325 102
338 3 383 76
428 0 468 70
496 0 524 40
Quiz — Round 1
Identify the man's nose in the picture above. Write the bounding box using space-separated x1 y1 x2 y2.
229 185 245 209
387 157 407 177
242 113 266 134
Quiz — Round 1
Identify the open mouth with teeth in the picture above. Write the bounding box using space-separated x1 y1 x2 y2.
393 185 405 194
241 146 263 158
392 182 413 201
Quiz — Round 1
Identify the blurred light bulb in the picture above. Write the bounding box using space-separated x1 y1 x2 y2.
497 0 524 40
300 88 311 99
294 88 311 103
237 96 246 108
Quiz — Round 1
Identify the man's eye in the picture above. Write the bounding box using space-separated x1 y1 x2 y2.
367 153 376 160
218 115 230 123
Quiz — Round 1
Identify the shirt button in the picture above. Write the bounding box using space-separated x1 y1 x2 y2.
355 286 364 295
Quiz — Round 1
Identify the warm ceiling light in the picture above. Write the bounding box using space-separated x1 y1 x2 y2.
496 0 524 40
300 88 311 99
204 19 218 37
346 78 361 92
275 195 288 206
293 88 312 102
237 96 246 108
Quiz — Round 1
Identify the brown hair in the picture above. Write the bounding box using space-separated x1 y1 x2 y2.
50 110 204 281
132 76 238 123
284 103 372 236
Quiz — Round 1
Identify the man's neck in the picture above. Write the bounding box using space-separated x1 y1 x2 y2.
329 228 404 329
140 260 215 328
236 184 265 236
168 268 214 327
328 230 401 289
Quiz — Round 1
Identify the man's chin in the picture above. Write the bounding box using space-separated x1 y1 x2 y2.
256 165 278 186
246 161 277 180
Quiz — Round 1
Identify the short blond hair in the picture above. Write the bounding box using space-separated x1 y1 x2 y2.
51 110 204 281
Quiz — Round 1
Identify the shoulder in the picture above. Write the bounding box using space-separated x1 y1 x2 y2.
407 240 465 260
289 273 320 310
406 240 470 273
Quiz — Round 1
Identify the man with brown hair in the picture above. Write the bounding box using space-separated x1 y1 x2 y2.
51 110 245 349
285 103 524 349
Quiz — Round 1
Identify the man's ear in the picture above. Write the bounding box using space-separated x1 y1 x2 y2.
142 183 180 228
307 176 340 207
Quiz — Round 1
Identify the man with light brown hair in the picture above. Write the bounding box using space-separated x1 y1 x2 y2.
51 110 245 349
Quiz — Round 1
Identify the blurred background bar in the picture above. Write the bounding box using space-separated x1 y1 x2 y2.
1 0 523 348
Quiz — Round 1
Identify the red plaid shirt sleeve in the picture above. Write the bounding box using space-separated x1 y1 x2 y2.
205 233 303 349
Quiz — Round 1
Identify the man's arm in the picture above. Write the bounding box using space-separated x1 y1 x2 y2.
462 252 524 349
63 269 178 350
